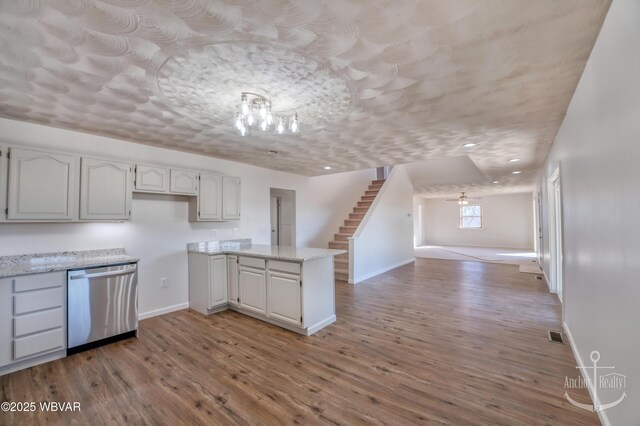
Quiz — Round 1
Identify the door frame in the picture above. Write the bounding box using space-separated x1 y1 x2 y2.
547 167 564 305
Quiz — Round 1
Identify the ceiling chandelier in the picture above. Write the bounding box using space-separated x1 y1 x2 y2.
233 92 299 136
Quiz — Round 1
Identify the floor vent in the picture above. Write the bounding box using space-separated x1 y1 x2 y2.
536 276 543 280
548 331 564 344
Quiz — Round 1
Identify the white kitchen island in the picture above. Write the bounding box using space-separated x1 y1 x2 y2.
187 240 346 336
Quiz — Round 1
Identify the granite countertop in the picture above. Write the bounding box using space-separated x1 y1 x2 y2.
0 248 139 278
187 239 346 261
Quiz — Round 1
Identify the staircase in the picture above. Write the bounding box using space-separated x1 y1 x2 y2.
329 179 386 282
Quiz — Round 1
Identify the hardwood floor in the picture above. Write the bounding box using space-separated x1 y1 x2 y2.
0 259 597 425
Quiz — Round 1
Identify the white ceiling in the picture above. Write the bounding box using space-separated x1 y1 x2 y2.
0 0 610 196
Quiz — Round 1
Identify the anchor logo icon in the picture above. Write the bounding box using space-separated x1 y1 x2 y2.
564 351 627 412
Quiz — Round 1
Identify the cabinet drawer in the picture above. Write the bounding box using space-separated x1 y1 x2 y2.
14 328 64 360
12 272 65 293
14 287 64 315
14 308 64 338
268 260 301 275
239 256 265 269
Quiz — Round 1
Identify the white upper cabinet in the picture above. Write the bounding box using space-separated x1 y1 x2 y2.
7 147 78 221
222 176 241 220
197 172 222 221
134 164 169 193
80 157 132 220
170 169 198 195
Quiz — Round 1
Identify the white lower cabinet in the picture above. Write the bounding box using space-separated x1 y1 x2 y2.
209 255 228 308
238 266 267 315
227 255 239 306
0 272 66 370
267 270 301 326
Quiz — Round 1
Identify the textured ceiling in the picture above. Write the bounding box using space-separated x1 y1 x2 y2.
0 0 610 197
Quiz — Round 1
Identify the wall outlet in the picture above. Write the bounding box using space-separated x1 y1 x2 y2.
210 229 217 237
160 277 168 288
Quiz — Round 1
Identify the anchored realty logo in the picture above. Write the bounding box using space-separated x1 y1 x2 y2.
564 350 627 412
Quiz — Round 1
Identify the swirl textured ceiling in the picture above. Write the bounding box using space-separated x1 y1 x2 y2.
0 0 610 196
155 42 352 129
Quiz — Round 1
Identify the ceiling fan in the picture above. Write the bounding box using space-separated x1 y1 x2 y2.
446 192 482 205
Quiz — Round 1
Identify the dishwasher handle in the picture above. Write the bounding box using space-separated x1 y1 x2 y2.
69 267 137 280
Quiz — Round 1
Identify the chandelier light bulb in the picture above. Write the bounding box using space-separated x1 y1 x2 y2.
289 113 299 133
246 112 255 127
234 113 243 130
240 94 249 116
260 120 268 131
237 124 248 137
276 117 285 134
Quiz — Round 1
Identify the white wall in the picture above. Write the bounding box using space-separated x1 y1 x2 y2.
413 196 427 247
538 1 638 424
352 165 415 283
420 193 534 249
0 118 374 317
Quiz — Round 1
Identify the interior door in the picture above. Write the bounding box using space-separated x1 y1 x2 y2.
270 196 279 245
554 180 564 302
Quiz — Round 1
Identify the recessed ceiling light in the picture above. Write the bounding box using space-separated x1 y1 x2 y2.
509 158 520 162
462 143 477 148
324 166 332 170
512 171 522 174
493 180 500 184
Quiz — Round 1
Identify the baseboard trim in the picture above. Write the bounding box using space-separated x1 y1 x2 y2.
350 258 416 284
306 315 337 336
563 321 611 426
138 302 189 320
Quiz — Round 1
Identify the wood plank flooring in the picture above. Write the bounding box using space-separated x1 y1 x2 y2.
0 258 598 425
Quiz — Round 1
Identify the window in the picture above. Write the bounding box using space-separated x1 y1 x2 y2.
460 204 482 229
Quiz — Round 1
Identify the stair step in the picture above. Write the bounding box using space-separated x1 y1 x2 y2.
329 240 348 249
357 201 372 208
335 252 349 260
353 206 368 214
344 219 360 227
349 213 365 220
335 272 349 282
372 179 386 185
361 195 376 202
339 226 357 234
365 190 379 196
334 258 348 266
334 233 351 241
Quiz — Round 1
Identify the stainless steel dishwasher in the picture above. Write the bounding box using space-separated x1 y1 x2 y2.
67 262 138 354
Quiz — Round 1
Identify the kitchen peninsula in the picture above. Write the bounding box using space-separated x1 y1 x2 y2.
188 239 345 335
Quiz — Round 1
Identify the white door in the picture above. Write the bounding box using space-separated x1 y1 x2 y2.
208 255 228 308
7 147 78 220
267 271 301 326
80 157 132 220
170 169 198 195
239 266 266 315
198 173 222 221
135 164 169 193
227 256 239 306
270 196 279 245
222 176 241 220
548 168 563 303
554 180 564 302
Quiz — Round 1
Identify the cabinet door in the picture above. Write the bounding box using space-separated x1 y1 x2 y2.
198 173 222 221
80 157 132 220
208 255 228 308
7 147 78 220
170 169 198 195
267 271 301 326
0 145 7 222
228 255 239 306
239 266 266 315
222 176 241 220
135 164 169 193
0 277 12 367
